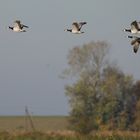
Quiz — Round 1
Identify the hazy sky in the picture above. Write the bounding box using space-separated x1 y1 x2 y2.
0 0 140 115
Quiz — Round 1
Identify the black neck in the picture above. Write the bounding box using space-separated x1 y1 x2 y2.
125 29 131 32
127 36 133 39
9 26 13 30
67 29 72 32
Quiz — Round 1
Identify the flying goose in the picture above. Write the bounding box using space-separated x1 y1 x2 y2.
124 20 140 34
64 22 87 34
9 20 29 32
127 35 140 53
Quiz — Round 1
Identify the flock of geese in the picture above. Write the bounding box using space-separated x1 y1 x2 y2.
8 20 140 53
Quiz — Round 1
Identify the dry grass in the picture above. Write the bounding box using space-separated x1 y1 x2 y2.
0 116 140 140
0 116 69 132
0 131 140 140
94 130 140 137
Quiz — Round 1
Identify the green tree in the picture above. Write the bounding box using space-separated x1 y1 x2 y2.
101 66 134 130
66 78 97 134
65 41 110 134
131 81 140 131
64 41 135 133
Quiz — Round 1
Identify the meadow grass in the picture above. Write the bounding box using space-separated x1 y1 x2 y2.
0 131 140 140
0 116 69 132
0 116 140 140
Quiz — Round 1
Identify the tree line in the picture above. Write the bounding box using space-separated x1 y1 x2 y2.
64 41 140 134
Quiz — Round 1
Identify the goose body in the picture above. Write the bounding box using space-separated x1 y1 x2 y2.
65 22 87 34
9 20 29 32
124 20 140 34
127 35 140 53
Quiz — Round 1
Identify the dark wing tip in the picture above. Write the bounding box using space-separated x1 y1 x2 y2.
24 25 29 28
80 22 87 25
133 44 139 53
133 48 138 53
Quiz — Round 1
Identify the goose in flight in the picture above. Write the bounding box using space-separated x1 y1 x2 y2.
9 20 29 32
64 22 87 34
127 35 140 53
124 20 140 34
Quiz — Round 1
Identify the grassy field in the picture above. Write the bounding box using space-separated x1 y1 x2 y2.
0 116 69 132
0 116 140 140
0 131 140 140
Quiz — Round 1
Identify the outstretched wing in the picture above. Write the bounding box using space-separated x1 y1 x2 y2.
21 24 29 28
133 43 139 53
78 22 87 30
131 20 139 30
72 22 80 31
14 20 21 28
72 22 87 31
131 39 140 53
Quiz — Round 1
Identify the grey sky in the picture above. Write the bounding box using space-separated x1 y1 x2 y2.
0 0 140 115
